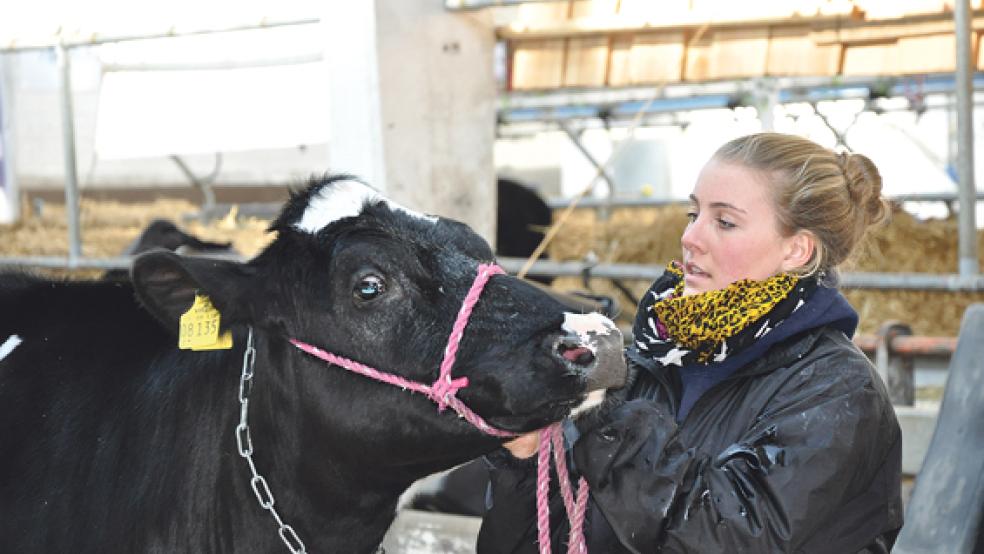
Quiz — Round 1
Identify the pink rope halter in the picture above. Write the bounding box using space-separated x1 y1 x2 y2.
288 262 588 552
289 263 513 438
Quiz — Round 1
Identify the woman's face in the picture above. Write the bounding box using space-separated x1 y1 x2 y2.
680 160 812 296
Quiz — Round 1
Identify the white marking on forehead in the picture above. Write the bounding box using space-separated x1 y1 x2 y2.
295 180 378 233
570 389 606 418
294 179 437 234
0 334 23 362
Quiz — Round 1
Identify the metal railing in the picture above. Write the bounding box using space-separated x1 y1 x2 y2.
854 323 956 406
5 255 984 292
0 252 957 408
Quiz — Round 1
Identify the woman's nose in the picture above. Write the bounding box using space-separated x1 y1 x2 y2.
681 218 704 254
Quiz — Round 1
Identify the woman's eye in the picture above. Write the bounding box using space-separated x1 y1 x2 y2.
354 275 386 301
717 218 736 229
686 211 698 223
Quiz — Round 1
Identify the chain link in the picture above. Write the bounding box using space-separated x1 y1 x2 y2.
237 328 389 554
238 327 307 554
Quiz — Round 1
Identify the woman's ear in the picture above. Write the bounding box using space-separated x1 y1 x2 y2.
781 230 815 273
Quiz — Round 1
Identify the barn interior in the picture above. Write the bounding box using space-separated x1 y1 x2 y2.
1 1 983 551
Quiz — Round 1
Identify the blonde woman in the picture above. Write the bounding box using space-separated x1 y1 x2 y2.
479 133 903 553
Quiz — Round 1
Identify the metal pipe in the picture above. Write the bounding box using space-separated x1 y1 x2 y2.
498 258 666 281
544 192 984 210
5 255 984 292
0 252 244 271
169 154 218 219
0 53 17 223
546 197 685 209
497 76 984 130
890 335 958 357
445 0 559 10
501 259 984 291
56 43 82 262
853 335 879 353
101 53 323 72
954 0 976 275
0 256 133 270
837 271 984 291
1 18 320 53
557 121 618 202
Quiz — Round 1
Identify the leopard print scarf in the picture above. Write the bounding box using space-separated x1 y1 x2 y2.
633 261 817 365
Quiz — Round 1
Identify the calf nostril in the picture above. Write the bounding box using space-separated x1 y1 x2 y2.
557 344 595 367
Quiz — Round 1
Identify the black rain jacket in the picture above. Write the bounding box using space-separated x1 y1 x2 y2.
478 324 904 553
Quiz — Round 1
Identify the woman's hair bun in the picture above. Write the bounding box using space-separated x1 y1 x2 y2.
839 152 889 228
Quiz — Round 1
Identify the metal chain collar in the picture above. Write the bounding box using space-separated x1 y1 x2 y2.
236 327 387 554
237 327 307 554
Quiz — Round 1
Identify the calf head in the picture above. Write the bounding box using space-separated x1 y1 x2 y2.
131 175 626 472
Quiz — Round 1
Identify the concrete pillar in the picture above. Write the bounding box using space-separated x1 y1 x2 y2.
323 1 497 243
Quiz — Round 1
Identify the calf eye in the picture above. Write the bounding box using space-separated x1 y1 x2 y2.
354 275 386 301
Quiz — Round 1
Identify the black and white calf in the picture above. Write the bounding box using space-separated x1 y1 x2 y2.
123 219 234 257
0 175 626 553
104 219 236 281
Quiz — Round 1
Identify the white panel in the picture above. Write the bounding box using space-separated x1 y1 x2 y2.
94 63 330 158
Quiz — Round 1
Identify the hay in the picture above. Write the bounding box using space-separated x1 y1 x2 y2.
546 204 984 336
0 199 273 260
2 197 981 336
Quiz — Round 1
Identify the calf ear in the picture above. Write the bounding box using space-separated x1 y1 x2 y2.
130 249 255 332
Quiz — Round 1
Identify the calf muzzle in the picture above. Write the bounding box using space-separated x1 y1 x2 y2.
555 312 627 392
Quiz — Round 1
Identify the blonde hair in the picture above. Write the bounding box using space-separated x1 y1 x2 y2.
713 132 889 277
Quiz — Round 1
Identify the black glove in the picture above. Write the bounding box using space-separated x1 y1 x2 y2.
572 399 675 488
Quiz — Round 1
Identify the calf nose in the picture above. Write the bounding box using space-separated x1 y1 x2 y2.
555 338 596 367
557 312 628 392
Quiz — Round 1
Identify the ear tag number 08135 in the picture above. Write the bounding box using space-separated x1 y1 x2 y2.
179 294 233 351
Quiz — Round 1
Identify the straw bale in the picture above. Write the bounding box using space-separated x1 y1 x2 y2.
0 198 273 273
3 197 984 337
545 203 984 336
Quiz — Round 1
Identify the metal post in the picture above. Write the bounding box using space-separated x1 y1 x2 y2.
558 121 618 192
874 321 915 406
56 43 82 262
955 0 978 276
754 78 779 132
169 154 220 221
0 53 17 223
558 121 617 220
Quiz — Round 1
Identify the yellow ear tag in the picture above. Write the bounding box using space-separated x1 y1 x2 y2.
178 294 233 351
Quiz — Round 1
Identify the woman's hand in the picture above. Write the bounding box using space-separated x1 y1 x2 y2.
503 431 540 459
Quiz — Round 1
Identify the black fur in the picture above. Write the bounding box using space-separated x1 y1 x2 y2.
496 178 553 285
126 219 233 255
0 175 622 553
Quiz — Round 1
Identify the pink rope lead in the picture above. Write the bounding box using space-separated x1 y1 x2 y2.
551 425 589 554
537 423 590 554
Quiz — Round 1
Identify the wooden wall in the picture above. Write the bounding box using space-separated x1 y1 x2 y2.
502 0 984 90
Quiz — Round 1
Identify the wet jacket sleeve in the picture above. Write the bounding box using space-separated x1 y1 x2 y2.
573 372 899 553
476 449 574 554
477 361 646 554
